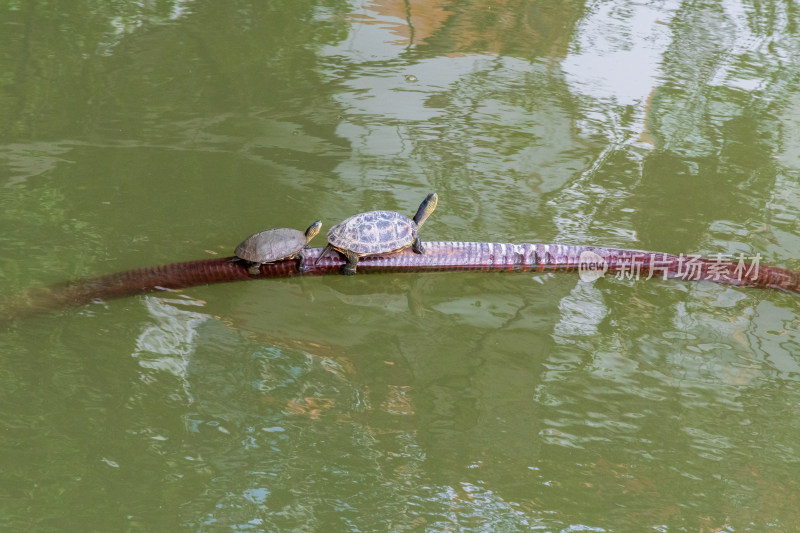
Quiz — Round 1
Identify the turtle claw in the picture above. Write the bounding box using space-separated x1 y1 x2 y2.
316 244 333 265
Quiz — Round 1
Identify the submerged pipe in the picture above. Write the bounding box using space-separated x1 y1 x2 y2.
3 242 798 322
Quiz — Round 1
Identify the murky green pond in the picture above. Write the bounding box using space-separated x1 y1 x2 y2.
2 1 800 530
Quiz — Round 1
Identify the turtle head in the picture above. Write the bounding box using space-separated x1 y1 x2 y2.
412 193 438 227
304 220 323 242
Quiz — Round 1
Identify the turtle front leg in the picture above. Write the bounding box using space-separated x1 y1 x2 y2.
412 237 425 255
342 251 359 275
247 262 262 276
297 252 307 272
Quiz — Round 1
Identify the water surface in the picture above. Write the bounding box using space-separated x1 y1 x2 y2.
2 1 800 531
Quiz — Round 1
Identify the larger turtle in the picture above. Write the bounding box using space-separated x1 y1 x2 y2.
317 193 438 275
235 220 322 275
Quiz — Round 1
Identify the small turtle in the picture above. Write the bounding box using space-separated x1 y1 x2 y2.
235 220 322 275
317 193 438 275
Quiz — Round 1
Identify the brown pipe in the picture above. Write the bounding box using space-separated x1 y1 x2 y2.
3 242 797 323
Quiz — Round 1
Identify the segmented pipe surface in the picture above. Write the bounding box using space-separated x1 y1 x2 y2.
4 242 798 322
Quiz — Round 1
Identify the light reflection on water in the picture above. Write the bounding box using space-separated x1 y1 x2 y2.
1 0 800 530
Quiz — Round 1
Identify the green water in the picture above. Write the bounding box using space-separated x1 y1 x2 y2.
2 1 800 531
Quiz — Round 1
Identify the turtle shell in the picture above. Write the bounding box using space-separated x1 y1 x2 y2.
327 210 417 256
235 228 307 263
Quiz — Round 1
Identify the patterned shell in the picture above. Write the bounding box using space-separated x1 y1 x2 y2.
235 228 307 263
327 210 417 255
